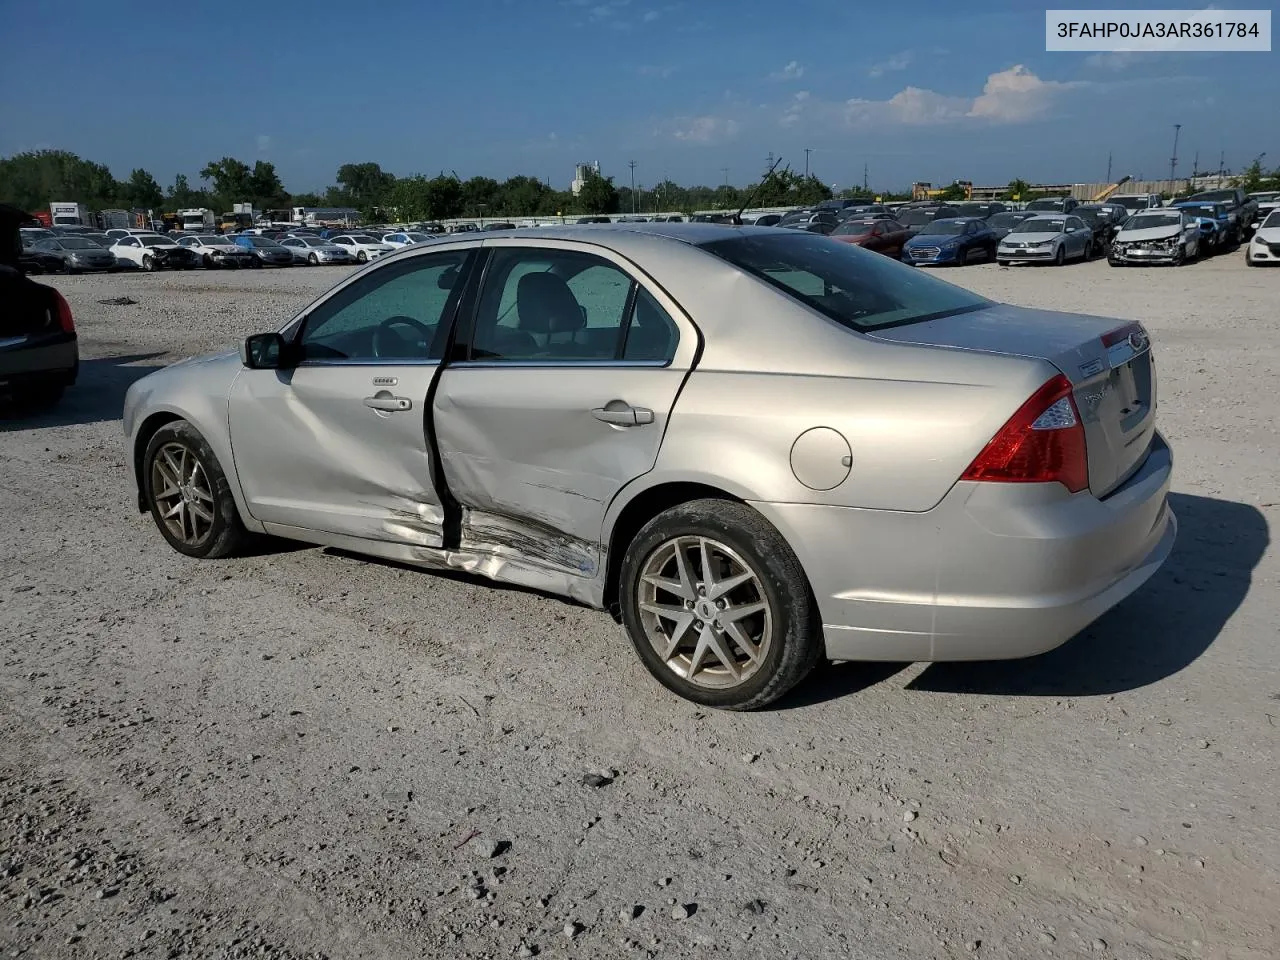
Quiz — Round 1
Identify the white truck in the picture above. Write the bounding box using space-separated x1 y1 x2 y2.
179 208 217 232
49 202 94 227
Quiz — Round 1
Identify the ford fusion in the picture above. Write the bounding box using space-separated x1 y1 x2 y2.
123 224 1175 710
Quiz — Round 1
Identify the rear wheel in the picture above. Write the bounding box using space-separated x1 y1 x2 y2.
143 421 248 559
619 499 822 710
997 259 1010 267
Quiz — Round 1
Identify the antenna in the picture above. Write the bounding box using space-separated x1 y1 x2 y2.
732 155 785 225
1169 124 1181 181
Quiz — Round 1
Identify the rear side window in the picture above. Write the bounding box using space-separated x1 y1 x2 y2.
700 233 990 332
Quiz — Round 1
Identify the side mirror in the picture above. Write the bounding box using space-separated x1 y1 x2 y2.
240 332 287 369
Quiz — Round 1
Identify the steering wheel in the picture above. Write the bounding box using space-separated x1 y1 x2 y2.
371 315 433 358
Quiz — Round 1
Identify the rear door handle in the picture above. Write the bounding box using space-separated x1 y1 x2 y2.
592 402 654 426
364 395 413 412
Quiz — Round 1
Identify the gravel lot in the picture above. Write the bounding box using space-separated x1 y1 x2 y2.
2 252 1277 960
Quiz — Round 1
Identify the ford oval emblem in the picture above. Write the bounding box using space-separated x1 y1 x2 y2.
1128 331 1149 352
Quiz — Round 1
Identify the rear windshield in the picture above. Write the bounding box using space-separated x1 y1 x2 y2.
831 221 874 236
60 238 99 249
898 209 944 226
700 232 990 332
1026 198 1067 210
919 220 967 236
1011 219 1065 234
989 212 1032 228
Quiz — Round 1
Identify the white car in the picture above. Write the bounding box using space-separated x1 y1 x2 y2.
176 234 257 269
328 234 396 263
381 231 435 248
1246 209 1280 266
109 234 200 271
104 228 160 242
279 236 357 265
1108 210 1202 266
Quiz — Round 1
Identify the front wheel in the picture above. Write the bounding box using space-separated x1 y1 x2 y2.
143 421 249 559
618 499 822 710
141 254 155 272
308 253 319 265
357 250 368 263
1052 244 1065 266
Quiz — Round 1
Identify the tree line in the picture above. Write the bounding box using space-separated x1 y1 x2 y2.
0 150 877 221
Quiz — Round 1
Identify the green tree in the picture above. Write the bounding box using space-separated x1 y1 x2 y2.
200 157 253 206
291 191 324 207
1235 160 1265 192
248 160 289 208
0 150 119 212
336 162 396 214
168 174 197 209
1005 178 1031 201
574 170 619 215
123 168 163 209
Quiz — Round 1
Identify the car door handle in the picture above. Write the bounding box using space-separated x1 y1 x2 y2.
364 395 413 412
592 403 654 426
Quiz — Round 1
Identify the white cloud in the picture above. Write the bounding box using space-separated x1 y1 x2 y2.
256 134 272 153
642 8 659 21
669 115 742 144
868 51 912 78
1085 51 1139 70
769 60 804 81
966 64 1078 122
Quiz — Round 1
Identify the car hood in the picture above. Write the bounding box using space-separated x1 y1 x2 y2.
1001 232 1062 242
1115 225 1182 242
907 233 963 244
1253 226 1280 242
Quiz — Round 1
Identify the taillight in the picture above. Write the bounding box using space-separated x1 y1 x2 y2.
50 289 76 334
961 374 1088 493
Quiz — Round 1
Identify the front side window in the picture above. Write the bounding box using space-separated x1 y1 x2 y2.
700 232 990 332
298 251 471 362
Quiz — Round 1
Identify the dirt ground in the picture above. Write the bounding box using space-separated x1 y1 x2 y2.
2 251 1277 960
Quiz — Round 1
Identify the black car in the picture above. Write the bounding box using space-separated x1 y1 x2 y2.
896 205 960 239
483 221 516 231
950 201 1009 219
576 216 613 224
1025 196 1079 214
778 209 839 234
29 235 118 273
1 205 78 409
985 210 1037 241
1073 204 1125 251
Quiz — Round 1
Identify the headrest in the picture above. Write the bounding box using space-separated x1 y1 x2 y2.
517 272 585 334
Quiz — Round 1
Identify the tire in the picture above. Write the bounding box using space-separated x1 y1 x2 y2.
142 254 155 272
1052 244 1065 266
203 254 214 268
618 499 822 710
997 259 1010 267
308 253 319 265
142 421 248 560
357 250 368 263
1174 245 1186 266
251 258 262 269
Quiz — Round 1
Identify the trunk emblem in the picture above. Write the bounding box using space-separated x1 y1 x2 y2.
1128 331 1149 352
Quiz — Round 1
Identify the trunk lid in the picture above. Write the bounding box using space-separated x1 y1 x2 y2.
869 304 1156 498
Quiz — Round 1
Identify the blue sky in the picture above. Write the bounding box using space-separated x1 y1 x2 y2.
1 1 1271 193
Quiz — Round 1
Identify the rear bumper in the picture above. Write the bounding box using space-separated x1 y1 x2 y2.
0 334 79 391
751 432 1175 662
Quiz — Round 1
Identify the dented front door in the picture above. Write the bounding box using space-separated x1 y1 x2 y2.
228 247 474 547
230 364 446 546
432 242 695 584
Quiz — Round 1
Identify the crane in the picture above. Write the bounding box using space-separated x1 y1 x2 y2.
1092 175 1133 202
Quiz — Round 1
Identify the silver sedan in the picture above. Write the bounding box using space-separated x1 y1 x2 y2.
122 224 1175 709
279 235 356 265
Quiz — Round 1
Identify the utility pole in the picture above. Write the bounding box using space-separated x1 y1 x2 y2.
804 148 812 177
863 162 869 191
1192 150 1199 178
721 167 730 187
1219 150 1226 177
628 160 637 214
1169 124 1181 182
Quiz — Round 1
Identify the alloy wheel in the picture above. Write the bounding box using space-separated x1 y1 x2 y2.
636 536 773 689
150 442 215 547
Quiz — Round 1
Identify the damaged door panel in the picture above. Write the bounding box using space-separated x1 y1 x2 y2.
431 243 694 593
228 249 474 546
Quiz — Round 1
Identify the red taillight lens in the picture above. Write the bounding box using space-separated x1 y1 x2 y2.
51 289 76 334
961 374 1089 493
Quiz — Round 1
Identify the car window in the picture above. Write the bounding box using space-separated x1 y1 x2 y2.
281 238 300 247
472 248 639 362
298 251 470 362
121 237 139 247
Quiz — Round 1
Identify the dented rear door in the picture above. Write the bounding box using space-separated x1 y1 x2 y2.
229 247 475 545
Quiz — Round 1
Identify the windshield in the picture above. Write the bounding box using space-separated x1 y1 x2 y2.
140 236 174 246
1187 190 1235 205
700 233 990 332
1264 211 1280 228
1026 198 1066 210
196 235 224 244
918 220 967 236
831 221 874 236
989 212 1031 228
1178 205 1218 218
1127 213 1182 229
249 237 282 247
1011 218 1065 234
898 209 942 226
